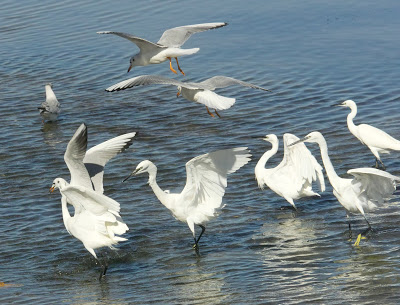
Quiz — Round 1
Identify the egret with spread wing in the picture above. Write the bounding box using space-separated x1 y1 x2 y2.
123 147 251 250
255 133 325 210
106 75 270 117
97 22 227 75
337 99 400 170
290 131 400 246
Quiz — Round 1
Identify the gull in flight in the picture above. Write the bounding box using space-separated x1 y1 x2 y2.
123 147 251 251
255 133 325 211
51 123 135 278
106 75 270 117
38 83 60 122
337 99 400 170
97 22 227 75
290 131 400 246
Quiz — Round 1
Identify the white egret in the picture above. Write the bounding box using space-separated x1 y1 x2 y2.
255 133 325 210
290 131 400 246
337 99 400 169
38 83 60 122
106 75 270 117
97 22 227 75
123 147 251 250
50 178 128 279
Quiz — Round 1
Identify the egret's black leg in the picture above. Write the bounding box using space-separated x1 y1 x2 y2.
346 214 352 239
98 253 109 280
379 159 386 171
354 217 372 246
196 225 206 245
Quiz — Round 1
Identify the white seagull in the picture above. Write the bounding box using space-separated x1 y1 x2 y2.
97 22 227 75
50 178 128 279
123 147 251 250
255 133 325 210
106 75 270 117
337 99 400 169
38 83 60 122
290 131 400 246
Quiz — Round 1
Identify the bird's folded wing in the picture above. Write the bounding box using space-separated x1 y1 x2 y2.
182 147 251 215
97 31 165 52
194 90 235 110
199 76 271 92
84 132 136 193
348 168 400 203
62 185 121 215
157 22 227 48
64 124 93 189
105 75 194 92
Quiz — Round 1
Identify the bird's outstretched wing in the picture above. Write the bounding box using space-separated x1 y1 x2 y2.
194 90 235 110
198 76 271 92
157 22 227 48
182 147 251 218
105 74 199 92
84 132 136 193
282 133 325 193
64 124 92 189
348 168 400 204
97 31 166 53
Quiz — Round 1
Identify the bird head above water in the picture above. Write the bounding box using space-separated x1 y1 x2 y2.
335 99 356 109
262 134 278 145
49 178 68 193
123 160 156 182
289 131 324 147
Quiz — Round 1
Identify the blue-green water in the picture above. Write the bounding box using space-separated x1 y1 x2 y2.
1 0 400 304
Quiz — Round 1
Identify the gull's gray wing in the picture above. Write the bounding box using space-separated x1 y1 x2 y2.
157 22 227 48
199 76 271 92
97 31 166 53
105 75 200 92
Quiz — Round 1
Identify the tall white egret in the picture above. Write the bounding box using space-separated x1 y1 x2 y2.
290 131 400 246
337 99 400 169
123 147 251 250
50 178 128 279
38 83 60 122
97 22 227 75
255 133 325 210
106 75 270 118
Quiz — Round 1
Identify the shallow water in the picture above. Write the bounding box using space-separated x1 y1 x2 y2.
1 0 400 304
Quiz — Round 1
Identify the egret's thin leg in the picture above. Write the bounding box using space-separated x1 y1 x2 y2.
196 225 206 245
206 106 215 117
379 159 386 171
167 57 177 74
354 217 372 246
98 253 109 280
175 57 185 75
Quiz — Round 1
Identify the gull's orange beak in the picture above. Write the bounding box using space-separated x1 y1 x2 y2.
49 185 55 193
127 64 133 73
176 91 180 97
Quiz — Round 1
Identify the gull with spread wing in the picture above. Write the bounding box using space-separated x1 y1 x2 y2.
106 75 270 117
38 83 60 122
97 22 227 75
255 133 325 211
123 147 251 251
290 131 400 246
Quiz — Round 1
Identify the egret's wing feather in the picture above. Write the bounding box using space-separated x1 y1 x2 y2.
105 75 197 92
348 168 399 204
198 76 271 92
157 22 227 48
182 147 251 217
97 31 165 53
84 132 136 193
64 124 93 189
194 90 235 110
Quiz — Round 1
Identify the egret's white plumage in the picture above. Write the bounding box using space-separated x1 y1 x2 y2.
338 99 400 169
97 22 227 74
255 133 325 210
38 83 60 122
124 147 251 248
106 75 270 117
290 131 400 245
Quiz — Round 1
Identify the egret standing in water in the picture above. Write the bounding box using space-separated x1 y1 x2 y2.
255 133 325 211
337 99 400 170
123 147 251 251
290 131 400 246
38 83 60 122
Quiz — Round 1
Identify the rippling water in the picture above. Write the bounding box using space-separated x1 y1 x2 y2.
1 0 400 304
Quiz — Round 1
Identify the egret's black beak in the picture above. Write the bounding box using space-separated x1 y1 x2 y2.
288 137 307 147
332 102 345 107
122 168 141 182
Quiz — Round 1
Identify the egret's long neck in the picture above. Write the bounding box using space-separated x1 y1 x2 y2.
255 141 278 188
147 166 170 209
316 138 341 190
346 105 358 136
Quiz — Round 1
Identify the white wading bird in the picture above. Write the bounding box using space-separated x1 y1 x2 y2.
255 133 325 211
123 147 251 250
97 22 227 75
105 75 270 117
51 123 135 278
290 131 400 246
50 178 128 279
38 83 60 122
337 99 400 170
